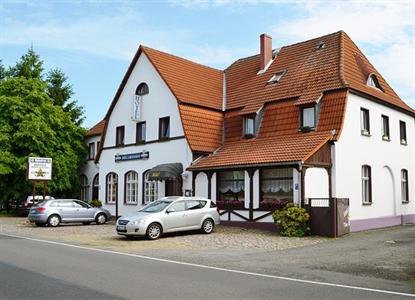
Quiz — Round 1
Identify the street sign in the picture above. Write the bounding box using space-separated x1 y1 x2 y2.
28 157 52 180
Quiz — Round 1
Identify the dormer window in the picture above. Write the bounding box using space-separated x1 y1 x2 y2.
267 70 286 84
300 106 316 131
243 116 255 137
367 74 382 91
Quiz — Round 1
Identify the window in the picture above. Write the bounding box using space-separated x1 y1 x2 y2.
92 174 99 200
186 200 207 210
88 143 95 160
267 70 286 84
136 82 149 96
73 200 90 208
362 165 372 204
136 121 146 144
367 74 382 91
316 41 325 50
159 117 170 140
381 115 390 140
243 116 255 136
106 173 118 204
217 171 245 208
116 126 125 147
167 201 186 212
360 108 370 135
80 175 89 202
400 121 407 144
301 106 316 129
401 169 409 202
125 171 138 204
260 168 293 209
143 171 158 204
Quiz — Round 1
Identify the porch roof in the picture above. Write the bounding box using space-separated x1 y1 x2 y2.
188 131 333 171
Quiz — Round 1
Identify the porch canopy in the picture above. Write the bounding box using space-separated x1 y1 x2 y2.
147 163 183 181
188 131 333 171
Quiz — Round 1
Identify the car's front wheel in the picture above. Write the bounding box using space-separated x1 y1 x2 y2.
201 218 214 234
47 215 61 227
146 223 162 240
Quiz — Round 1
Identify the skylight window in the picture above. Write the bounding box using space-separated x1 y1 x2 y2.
316 42 325 50
367 74 383 91
267 70 286 84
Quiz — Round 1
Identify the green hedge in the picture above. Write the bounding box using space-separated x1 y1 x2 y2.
89 200 102 208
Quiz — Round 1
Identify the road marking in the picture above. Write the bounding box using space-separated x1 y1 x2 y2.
1 233 414 298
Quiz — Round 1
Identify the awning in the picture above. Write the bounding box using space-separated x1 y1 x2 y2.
147 163 183 181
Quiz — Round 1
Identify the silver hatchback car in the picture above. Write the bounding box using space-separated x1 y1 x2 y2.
28 199 111 227
116 197 220 240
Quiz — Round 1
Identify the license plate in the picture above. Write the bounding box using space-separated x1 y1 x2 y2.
117 225 126 231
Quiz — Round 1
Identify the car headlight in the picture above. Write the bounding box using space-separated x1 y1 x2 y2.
131 219 146 225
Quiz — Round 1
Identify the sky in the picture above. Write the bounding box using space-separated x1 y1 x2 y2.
1 0 414 128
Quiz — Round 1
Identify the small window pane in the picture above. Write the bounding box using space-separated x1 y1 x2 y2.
136 122 146 143
400 121 407 144
244 117 255 135
381 115 390 139
116 126 125 146
360 109 370 134
302 107 315 128
401 170 409 202
362 166 372 204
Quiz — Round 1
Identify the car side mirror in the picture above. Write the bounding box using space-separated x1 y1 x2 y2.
167 208 175 213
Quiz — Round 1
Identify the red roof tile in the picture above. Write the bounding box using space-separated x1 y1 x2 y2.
179 104 223 153
86 119 106 137
189 131 333 170
142 46 223 110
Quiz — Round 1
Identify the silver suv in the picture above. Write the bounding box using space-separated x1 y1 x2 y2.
116 196 220 240
28 199 111 227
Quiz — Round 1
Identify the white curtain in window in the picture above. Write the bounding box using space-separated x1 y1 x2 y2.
302 107 315 127
218 171 244 193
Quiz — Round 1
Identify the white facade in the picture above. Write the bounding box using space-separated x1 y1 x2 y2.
79 135 100 202
98 53 194 216
333 92 415 231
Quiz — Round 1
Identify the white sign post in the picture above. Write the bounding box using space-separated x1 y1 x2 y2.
28 157 52 180
27 157 52 202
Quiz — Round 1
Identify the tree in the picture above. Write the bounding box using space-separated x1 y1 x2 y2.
6 47 43 80
46 68 84 125
0 49 86 203
0 60 5 81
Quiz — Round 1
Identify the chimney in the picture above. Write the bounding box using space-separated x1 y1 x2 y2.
260 33 272 71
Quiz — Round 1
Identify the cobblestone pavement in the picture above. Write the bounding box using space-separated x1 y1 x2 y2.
0 217 325 252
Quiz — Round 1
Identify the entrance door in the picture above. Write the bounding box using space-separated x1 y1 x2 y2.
92 174 99 200
165 179 182 196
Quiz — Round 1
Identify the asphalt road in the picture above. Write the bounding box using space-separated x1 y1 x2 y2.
0 234 413 299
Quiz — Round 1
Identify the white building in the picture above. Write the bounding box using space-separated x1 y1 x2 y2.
81 31 414 232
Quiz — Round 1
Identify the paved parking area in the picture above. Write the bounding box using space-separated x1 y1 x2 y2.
1 217 414 294
0 217 324 251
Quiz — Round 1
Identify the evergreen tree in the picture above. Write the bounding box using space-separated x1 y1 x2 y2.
6 47 43 80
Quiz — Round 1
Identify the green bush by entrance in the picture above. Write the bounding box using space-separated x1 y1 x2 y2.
89 200 102 208
273 203 310 237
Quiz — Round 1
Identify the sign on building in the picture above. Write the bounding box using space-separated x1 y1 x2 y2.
28 157 52 180
115 151 150 162
132 95 142 121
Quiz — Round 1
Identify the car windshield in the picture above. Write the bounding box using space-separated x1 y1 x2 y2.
139 200 172 213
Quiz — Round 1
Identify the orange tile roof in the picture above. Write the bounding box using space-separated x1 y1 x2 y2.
188 131 333 170
179 104 223 153
340 32 414 113
86 119 106 137
225 31 414 115
142 46 223 110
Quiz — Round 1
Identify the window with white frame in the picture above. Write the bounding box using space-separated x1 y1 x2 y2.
360 108 370 135
106 173 118 204
381 115 390 140
144 171 158 204
80 175 88 202
367 74 382 91
301 106 316 128
362 165 372 204
125 171 138 204
401 169 409 202
243 116 255 136
400 121 407 145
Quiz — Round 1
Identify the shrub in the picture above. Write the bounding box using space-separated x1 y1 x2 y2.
90 200 102 208
272 203 310 237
